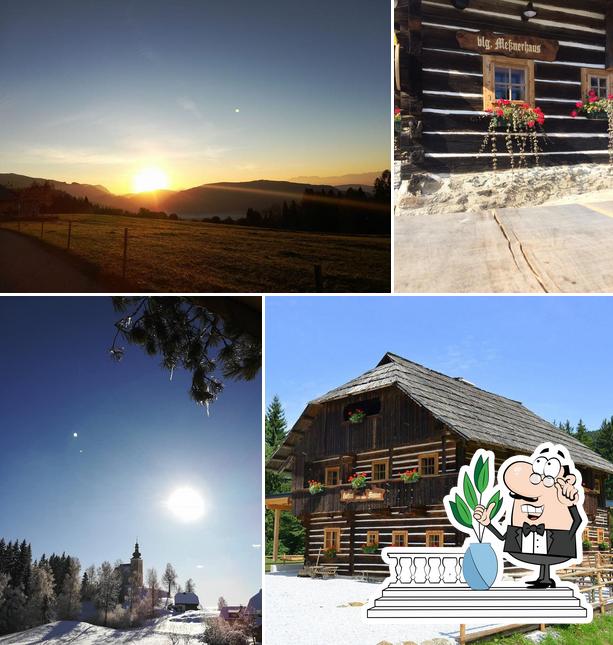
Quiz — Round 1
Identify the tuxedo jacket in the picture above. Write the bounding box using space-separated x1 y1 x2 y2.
486 504 581 559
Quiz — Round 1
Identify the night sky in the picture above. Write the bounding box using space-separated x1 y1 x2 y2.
0 297 262 607
0 0 390 192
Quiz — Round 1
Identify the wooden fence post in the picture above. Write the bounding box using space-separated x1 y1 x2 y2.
122 227 128 280
459 623 466 644
67 221 72 249
314 264 323 291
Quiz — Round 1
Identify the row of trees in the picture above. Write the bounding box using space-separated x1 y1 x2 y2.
555 416 613 497
0 541 194 635
0 540 81 635
203 171 392 235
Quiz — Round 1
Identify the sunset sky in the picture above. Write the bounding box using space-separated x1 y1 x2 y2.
0 0 389 194
0 297 262 607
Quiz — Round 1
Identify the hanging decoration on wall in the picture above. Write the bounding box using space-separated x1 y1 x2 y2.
457 30 559 62
366 443 592 623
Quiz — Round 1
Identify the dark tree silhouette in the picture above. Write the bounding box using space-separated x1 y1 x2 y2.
110 297 261 408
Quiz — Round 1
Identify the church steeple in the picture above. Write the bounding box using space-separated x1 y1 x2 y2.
132 541 141 559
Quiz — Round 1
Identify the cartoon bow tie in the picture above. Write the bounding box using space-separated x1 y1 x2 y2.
522 522 545 537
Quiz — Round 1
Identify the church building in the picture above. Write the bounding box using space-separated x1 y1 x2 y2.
117 542 144 601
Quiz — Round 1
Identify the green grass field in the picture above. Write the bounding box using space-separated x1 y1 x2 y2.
481 614 613 645
0 214 390 292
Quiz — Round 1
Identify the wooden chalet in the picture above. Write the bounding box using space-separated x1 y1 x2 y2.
394 0 613 175
267 353 613 578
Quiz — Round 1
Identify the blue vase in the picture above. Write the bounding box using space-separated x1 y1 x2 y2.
462 542 498 590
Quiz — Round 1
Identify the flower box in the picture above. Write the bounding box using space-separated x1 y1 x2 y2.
348 472 368 490
308 480 324 495
400 469 420 484
347 408 366 424
340 486 385 503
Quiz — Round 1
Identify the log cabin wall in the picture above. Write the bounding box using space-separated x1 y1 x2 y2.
396 0 611 173
292 387 461 576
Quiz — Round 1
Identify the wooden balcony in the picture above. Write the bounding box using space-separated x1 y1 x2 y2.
293 472 458 517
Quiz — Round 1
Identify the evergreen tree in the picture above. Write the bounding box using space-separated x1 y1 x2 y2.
57 558 81 620
95 561 121 627
217 596 228 610
0 585 27 634
575 419 592 448
185 578 195 593
161 563 177 608
264 396 305 558
81 565 96 601
594 416 613 498
110 297 261 408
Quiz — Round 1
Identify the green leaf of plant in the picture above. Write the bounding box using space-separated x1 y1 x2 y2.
476 456 489 493
474 455 484 490
486 490 502 519
449 500 470 529
463 472 478 510
453 494 474 529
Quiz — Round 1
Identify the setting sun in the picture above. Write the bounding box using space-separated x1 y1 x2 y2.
132 167 169 193
166 486 205 522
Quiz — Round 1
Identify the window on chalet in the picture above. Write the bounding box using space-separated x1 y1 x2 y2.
419 453 439 476
371 459 389 482
594 478 601 494
582 528 591 543
597 528 605 544
392 530 408 547
325 467 340 486
366 530 379 546
343 398 381 422
581 68 612 99
324 527 341 551
482 56 534 110
426 530 444 548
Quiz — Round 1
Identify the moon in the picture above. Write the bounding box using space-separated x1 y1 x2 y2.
166 487 205 522
73 432 78 438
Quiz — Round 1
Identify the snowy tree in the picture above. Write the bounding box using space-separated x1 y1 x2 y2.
0 584 27 635
126 568 142 614
218 596 228 610
0 573 8 606
146 568 159 618
95 561 121 626
57 558 81 620
162 563 177 607
185 578 195 593
26 563 56 627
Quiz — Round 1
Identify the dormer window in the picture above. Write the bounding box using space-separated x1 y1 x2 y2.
343 398 381 423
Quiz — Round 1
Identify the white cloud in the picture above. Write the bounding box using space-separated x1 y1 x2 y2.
251 544 261 549
177 96 203 119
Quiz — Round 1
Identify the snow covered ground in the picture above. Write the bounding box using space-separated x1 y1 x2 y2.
264 572 512 645
0 608 218 644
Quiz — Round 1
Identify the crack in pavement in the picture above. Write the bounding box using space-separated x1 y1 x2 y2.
492 209 548 293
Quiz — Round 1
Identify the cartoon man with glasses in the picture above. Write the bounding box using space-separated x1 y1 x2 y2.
474 443 584 589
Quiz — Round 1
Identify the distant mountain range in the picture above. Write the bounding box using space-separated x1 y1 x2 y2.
0 173 377 218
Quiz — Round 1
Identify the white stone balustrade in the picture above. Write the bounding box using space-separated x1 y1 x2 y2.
383 548 466 587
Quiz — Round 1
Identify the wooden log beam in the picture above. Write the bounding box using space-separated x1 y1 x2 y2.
607 0 613 69
273 508 281 562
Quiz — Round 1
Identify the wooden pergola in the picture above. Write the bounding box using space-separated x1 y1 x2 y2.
265 494 292 562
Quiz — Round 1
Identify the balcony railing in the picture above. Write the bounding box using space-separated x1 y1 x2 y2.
382 548 466 586
292 473 458 516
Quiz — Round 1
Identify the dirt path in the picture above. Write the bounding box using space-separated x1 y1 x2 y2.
394 199 613 293
0 229 106 292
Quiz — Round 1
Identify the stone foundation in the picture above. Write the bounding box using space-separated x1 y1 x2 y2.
395 164 613 216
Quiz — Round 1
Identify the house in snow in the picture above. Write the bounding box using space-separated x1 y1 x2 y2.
267 352 613 577
174 592 199 612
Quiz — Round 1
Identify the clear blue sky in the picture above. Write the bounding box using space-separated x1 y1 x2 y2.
0 297 261 607
0 0 389 193
265 296 613 432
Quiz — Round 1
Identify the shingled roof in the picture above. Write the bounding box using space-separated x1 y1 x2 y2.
268 352 613 474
